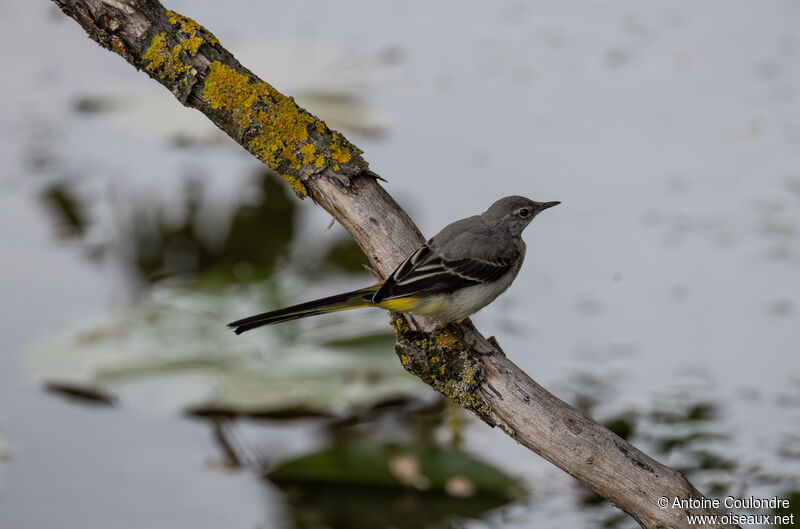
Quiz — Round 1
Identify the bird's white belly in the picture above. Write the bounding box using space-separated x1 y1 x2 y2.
433 267 520 324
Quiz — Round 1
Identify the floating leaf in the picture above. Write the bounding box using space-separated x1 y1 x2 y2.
26 285 431 417
267 439 524 499
267 440 524 529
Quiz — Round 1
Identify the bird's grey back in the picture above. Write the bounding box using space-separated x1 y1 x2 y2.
428 214 524 263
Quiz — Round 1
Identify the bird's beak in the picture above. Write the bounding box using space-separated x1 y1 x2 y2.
538 201 561 211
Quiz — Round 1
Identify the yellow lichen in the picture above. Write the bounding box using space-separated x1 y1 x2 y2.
202 61 333 197
166 10 219 47
283 175 308 196
330 134 353 164
143 32 193 83
328 133 358 172
143 33 168 69
299 143 316 164
203 62 258 116
110 36 126 57
143 11 218 86
436 333 458 348
184 35 204 56
392 316 483 410
166 10 180 24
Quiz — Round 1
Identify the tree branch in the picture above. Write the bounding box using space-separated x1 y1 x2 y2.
51 1 738 527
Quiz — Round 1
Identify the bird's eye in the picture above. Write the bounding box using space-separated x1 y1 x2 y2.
518 208 531 218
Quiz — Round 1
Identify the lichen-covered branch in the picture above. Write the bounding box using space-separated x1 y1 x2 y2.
52 0 367 197
392 316 491 419
52 1 739 527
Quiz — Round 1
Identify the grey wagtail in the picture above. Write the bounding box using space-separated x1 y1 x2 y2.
228 196 559 334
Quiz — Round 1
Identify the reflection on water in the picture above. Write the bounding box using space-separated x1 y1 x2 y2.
5 2 800 528
295 89 389 140
25 162 524 526
274 482 510 529
71 93 128 115
39 182 88 239
560 361 800 528
43 381 115 406
23 158 800 528
36 167 370 290
114 169 296 287
258 404 522 529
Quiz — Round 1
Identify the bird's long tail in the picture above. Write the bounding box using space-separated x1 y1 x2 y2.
228 284 381 334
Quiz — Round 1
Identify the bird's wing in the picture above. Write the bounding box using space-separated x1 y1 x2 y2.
372 244 516 302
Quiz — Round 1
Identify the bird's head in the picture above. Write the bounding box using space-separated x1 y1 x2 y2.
483 195 560 236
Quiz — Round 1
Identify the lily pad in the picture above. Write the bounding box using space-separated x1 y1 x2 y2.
268 440 523 498
26 285 432 417
267 439 525 529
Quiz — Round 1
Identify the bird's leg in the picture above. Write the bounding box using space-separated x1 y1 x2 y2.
434 321 463 346
439 322 476 350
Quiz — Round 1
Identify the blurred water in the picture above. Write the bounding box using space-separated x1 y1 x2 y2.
1 1 799 528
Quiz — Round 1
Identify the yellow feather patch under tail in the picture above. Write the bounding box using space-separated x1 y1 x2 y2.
378 296 446 315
